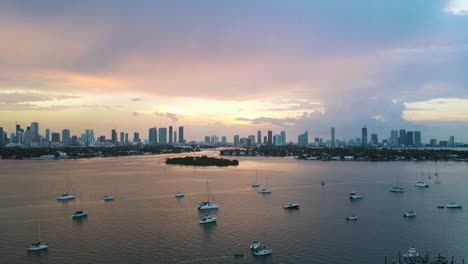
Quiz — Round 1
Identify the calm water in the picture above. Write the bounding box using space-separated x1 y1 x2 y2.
1 150 468 263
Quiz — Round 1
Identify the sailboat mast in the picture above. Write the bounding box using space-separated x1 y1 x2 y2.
80 192 83 210
206 181 210 202
38 224 41 241
66 176 69 194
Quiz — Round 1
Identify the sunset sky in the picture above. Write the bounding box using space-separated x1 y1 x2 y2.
0 0 467 142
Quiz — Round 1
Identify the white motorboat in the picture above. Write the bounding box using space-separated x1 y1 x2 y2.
104 195 115 201
198 181 219 210
283 203 300 209
72 192 88 219
27 224 48 251
253 248 272 256
346 215 358 221
403 211 416 217
57 176 75 201
198 214 217 224
446 202 462 208
175 192 185 198
250 241 261 250
349 192 363 200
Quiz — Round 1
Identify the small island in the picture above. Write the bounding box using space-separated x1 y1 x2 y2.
165 156 239 166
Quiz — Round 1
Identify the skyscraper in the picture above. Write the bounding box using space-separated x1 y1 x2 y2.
298 131 308 146
257 131 261 145
120 132 125 144
361 127 367 146
234 135 239 146
399 129 406 146
169 126 173 143
331 127 335 147
125 133 128 143
51 132 60 142
248 135 256 146
178 126 184 144
149 127 157 144
62 129 71 144
30 122 39 142
158 127 167 144
414 131 421 146
221 136 227 145
390 130 399 146
0 127 3 146
280 131 286 145
371 133 378 145
45 128 50 142
111 129 117 144
133 132 140 143
267 130 273 145
205 136 211 144
449 136 455 146
174 131 177 143
406 131 414 146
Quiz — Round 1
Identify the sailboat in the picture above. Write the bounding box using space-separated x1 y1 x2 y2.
251 171 260 188
197 181 219 210
389 175 405 193
415 169 429 188
260 177 272 194
72 192 88 218
27 224 48 251
57 175 75 201
434 166 441 184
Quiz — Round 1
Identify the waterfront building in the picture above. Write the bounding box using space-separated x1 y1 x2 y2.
257 131 261 145
134 132 140 143
45 128 50 142
449 136 455 146
267 130 273 145
430 139 437 147
158 128 167 144
169 126 173 144
51 132 60 142
248 135 256 145
406 131 414 146
120 132 125 144
205 136 211 144
399 129 406 146
0 127 3 146
149 127 157 144
390 130 398 146
298 131 308 146
371 133 378 145
361 127 367 146
280 131 286 145
62 129 71 144
234 135 239 146
125 133 129 143
414 131 421 146
30 122 39 142
178 126 184 144
331 127 335 147
111 129 117 144
221 136 227 145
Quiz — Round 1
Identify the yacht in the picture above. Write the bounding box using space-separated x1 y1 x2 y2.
174 192 185 198
259 177 272 194
250 241 261 250
253 248 272 256
72 192 88 219
198 214 217 224
251 171 260 188
283 203 300 209
346 215 358 221
104 195 115 201
27 224 48 251
446 202 462 209
403 211 416 217
198 181 219 210
415 170 429 188
349 192 363 200
57 176 75 201
389 175 404 193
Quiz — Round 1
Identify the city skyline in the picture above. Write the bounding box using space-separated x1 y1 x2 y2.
0 1 467 141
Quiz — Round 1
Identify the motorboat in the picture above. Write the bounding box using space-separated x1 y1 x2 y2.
57 193 75 201
197 181 219 210
446 202 462 209
437 205 445 209
349 192 363 200
253 248 272 256
27 224 48 251
260 188 272 194
414 182 429 188
250 241 261 250
389 186 405 193
403 246 420 258
198 214 217 224
346 215 358 221
104 195 115 201
283 203 300 209
403 211 416 217
174 192 185 198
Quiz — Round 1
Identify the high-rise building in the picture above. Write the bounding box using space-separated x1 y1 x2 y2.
361 127 367 146
298 131 308 146
30 122 39 142
62 129 71 144
248 135 256 146
45 128 50 142
168 126 173 143
234 135 240 146
449 136 455 146
125 133 129 143
211 135 219 145
267 130 273 145
390 130 399 146
0 127 3 146
257 131 261 145
430 139 437 147
263 136 267 144
371 133 378 145
111 129 117 144
51 132 60 142
174 131 177 144
133 132 140 143
406 131 414 146
280 131 286 145
120 132 125 144
83 129 94 145
221 136 227 145
399 129 406 146
149 127 157 144
414 131 421 146
331 127 335 147
71 135 78 145
158 128 167 144
205 136 211 144
99 135 106 142
178 126 184 144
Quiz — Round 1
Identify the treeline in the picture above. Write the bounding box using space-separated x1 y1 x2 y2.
165 156 239 166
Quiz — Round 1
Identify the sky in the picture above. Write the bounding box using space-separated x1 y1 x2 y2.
0 0 467 143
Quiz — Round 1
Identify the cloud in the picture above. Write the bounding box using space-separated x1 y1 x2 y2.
154 112 179 122
132 111 140 117
130 97 142 101
445 0 468 15
0 91 80 104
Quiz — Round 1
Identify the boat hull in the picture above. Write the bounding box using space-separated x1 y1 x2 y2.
199 217 217 224
254 249 272 256
72 211 88 218
57 195 75 201
198 204 219 210
28 244 48 251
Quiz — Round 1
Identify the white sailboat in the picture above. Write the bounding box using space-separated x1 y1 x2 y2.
72 192 88 219
197 181 219 210
414 169 429 188
389 175 404 193
260 177 272 194
27 224 48 251
251 171 260 188
56 175 75 201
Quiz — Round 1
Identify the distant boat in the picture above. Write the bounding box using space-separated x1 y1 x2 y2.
346 215 358 221
253 247 272 256
349 192 363 200
403 246 420 259
321 180 325 186
56 176 75 201
251 171 260 188
174 192 185 198
415 168 429 188
446 202 462 209
104 195 115 201
72 192 88 219
283 203 300 209
197 181 219 210
403 211 416 218
27 224 48 251
434 166 441 184
389 175 404 193
259 177 272 194
198 213 217 224
437 205 445 209
250 241 261 250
